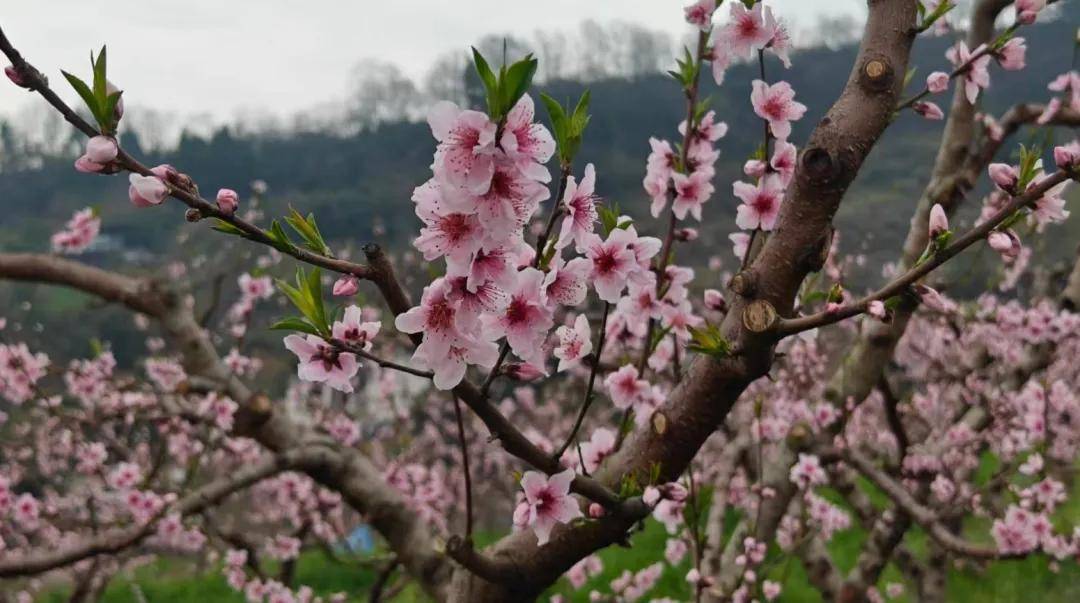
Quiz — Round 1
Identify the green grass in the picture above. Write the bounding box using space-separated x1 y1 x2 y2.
33 520 1080 603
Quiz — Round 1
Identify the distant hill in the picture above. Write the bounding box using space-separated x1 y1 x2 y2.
0 8 1077 372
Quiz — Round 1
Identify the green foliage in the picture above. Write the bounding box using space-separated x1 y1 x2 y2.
274 266 330 337
597 203 631 236
62 46 123 135
284 207 330 255
686 323 732 359
471 47 538 121
666 46 699 89
540 89 591 167
916 0 955 34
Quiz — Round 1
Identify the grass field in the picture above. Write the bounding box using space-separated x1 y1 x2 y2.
33 516 1080 602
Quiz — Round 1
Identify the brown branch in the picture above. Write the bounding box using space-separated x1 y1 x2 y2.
775 170 1073 336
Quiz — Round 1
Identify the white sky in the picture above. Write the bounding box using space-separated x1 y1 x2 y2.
0 1 862 122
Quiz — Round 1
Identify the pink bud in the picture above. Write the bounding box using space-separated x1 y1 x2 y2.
85 136 118 164
1053 143 1080 170
74 155 106 173
151 164 179 182
987 230 1021 261
1015 0 1045 24
588 503 605 518
913 101 944 120
332 276 359 297
504 363 546 382
128 173 167 207
661 482 689 502
4 65 28 88
988 163 1019 192
642 486 661 506
676 227 699 242
867 300 887 320
926 71 950 94
704 289 727 312
928 203 949 239
743 159 766 179
216 188 239 214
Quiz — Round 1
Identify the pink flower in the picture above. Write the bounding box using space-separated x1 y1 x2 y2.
414 332 499 390
913 101 944 120
770 140 797 186
996 38 1026 71
128 173 168 207
928 203 949 238
709 33 733 86
1053 141 1080 169
1047 71 1080 113
465 155 550 240
726 2 774 58
513 469 582 545
395 279 462 358
734 174 785 231
730 232 750 259
543 256 592 306
12 493 39 527
867 300 887 321
500 94 555 183
927 71 950 94
216 188 239 214
763 580 782 601
283 334 359 393
789 453 826 489
1029 174 1070 231
644 138 676 217
751 80 806 140
332 306 380 350
482 268 553 366
988 163 1019 192
704 289 726 312
604 364 649 410
557 163 599 252
553 314 592 372
427 101 497 196
684 0 716 30
51 208 100 255
332 276 359 297
109 462 142 490
578 428 615 474
1015 0 1046 24
413 203 484 265
580 229 638 303
947 42 991 104
503 362 546 382
671 169 714 221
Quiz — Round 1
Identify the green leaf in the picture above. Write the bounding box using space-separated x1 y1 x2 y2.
501 55 538 115
284 207 329 255
266 220 297 253
471 47 499 116
597 203 622 236
305 267 328 333
270 317 322 336
211 219 247 237
687 323 733 359
62 70 102 126
92 46 107 109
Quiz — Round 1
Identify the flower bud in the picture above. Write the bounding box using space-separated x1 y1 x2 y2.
216 188 239 215
928 203 949 239
85 136 118 164
128 173 168 207
676 227 699 242
332 276 359 297
926 71 949 94
503 362 546 382
995 38 1026 71
913 101 944 120
1015 0 1045 25
661 482 689 502
642 486 661 506
1053 143 1080 170
867 300 887 321
988 163 1019 192
5 65 29 88
704 289 727 312
743 159 766 179
588 503 605 518
987 229 1021 261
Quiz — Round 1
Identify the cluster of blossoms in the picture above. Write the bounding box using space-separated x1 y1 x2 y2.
395 91 662 392
50 207 100 254
0 342 49 404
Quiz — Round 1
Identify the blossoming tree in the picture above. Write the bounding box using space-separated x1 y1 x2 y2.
1 0 1080 601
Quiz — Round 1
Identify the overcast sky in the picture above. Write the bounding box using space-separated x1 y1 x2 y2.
0 1 863 122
